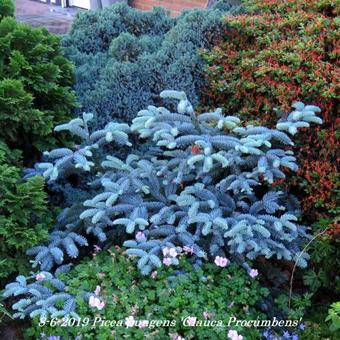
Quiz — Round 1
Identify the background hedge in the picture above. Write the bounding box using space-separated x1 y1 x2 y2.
61 2 243 128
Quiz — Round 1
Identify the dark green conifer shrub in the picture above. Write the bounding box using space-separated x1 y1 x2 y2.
0 0 76 282
0 142 52 281
0 0 14 21
0 15 77 154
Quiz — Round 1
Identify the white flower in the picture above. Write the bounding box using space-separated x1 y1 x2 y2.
186 316 197 326
35 273 46 281
162 247 170 256
125 316 135 328
89 296 105 310
214 256 229 267
94 285 101 296
228 330 243 340
135 231 146 242
169 248 178 257
163 257 172 266
249 269 259 278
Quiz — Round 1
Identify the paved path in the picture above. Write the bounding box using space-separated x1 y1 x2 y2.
15 0 82 34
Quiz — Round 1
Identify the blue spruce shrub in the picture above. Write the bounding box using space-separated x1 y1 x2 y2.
62 5 173 54
209 0 243 11
4 90 322 319
62 3 243 127
108 32 160 62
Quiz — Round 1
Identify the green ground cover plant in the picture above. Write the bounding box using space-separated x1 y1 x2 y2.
26 246 268 339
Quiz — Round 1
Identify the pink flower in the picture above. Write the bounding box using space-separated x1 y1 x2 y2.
228 330 243 340
125 316 135 328
203 311 213 320
35 273 46 281
135 231 146 242
163 257 172 266
94 245 102 252
151 271 158 279
214 256 229 267
162 247 170 256
249 269 259 278
169 248 178 257
183 245 194 254
89 296 105 310
138 320 149 328
169 333 184 340
94 285 101 296
186 316 197 326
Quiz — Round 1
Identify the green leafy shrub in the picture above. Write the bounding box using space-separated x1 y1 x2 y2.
202 0 339 230
291 304 339 340
0 142 52 281
326 302 340 333
26 246 268 339
303 218 340 294
0 0 14 21
202 0 339 300
0 15 77 154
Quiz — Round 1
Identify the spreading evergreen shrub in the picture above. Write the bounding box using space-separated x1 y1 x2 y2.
3 90 322 319
25 247 268 339
61 3 243 127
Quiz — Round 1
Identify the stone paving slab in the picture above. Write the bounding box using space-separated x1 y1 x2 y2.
15 0 82 34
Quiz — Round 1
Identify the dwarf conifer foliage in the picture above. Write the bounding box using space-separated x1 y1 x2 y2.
0 142 52 280
4 91 322 319
0 0 76 282
62 3 242 127
0 14 76 154
0 0 14 21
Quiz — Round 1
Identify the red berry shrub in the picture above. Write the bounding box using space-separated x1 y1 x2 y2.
202 0 339 236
